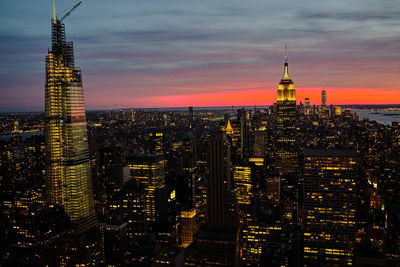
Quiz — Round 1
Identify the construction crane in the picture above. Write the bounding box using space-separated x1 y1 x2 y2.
60 1 82 22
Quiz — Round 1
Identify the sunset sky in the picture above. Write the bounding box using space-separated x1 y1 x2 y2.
1 0 399 112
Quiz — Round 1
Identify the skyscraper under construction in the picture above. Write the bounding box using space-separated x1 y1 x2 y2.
45 1 96 234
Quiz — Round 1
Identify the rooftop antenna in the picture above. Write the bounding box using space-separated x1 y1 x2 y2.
52 0 57 24
285 43 288 63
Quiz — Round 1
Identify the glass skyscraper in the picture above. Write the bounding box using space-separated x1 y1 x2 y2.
45 5 96 234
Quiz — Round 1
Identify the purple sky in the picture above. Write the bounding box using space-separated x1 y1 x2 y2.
1 0 399 112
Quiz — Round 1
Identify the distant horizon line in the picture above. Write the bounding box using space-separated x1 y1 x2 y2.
2 103 400 114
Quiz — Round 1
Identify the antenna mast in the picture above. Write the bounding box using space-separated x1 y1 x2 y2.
53 0 57 24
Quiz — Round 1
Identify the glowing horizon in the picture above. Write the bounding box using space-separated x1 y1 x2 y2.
83 87 400 111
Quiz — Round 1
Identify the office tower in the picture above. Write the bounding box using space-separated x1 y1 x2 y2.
128 154 165 222
322 89 327 106
206 129 236 228
259 226 302 266
184 227 238 266
45 1 96 234
188 106 194 129
6 204 70 266
105 164 130 189
386 203 400 265
275 47 300 225
266 177 280 203
176 137 197 210
154 187 178 247
237 108 250 160
240 200 282 266
233 164 252 227
99 214 128 265
305 98 311 115
120 180 148 239
179 208 197 247
275 47 299 175
253 130 266 158
334 106 342 116
153 247 184 267
184 129 238 266
129 108 135 121
233 165 252 205
148 131 164 155
303 148 357 265
194 170 207 226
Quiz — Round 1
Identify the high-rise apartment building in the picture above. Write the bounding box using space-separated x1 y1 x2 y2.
45 1 96 234
303 148 357 265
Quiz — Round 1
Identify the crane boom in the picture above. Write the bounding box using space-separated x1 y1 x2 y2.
60 1 82 22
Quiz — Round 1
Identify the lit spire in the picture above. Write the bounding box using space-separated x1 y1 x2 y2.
285 43 288 63
52 0 57 24
283 44 290 80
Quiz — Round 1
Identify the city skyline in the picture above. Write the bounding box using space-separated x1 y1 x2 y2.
1 0 400 112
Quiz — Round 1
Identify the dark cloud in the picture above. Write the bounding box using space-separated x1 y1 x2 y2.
0 0 399 112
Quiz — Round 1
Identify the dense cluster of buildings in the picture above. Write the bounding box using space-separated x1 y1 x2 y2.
0 3 400 267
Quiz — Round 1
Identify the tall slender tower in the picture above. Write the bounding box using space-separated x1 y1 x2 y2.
275 46 300 225
45 1 96 234
321 89 327 107
275 46 299 174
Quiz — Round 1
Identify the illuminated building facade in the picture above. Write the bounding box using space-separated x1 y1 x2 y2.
275 48 300 225
318 90 329 119
334 106 342 116
149 131 164 155
128 154 165 222
233 165 252 205
45 2 96 234
179 208 197 247
119 180 148 239
275 48 299 174
240 219 282 265
239 200 282 266
303 148 357 265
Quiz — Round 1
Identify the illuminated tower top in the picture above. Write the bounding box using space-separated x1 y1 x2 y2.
283 43 290 80
277 45 296 102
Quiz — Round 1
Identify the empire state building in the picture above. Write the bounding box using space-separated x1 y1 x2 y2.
275 47 301 224
45 1 96 234
275 47 299 174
